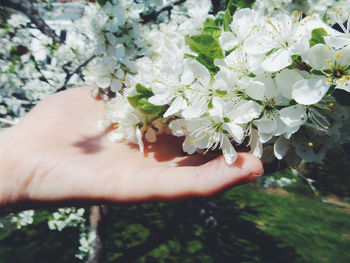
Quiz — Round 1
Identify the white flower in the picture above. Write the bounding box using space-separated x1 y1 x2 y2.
324 8 350 49
244 13 329 71
148 67 187 117
103 94 144 152
302 44 350 92
174 116 244 164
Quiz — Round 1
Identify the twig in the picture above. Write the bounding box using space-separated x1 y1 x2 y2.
2 0 62 44
56 54 96 93
140 0 186 24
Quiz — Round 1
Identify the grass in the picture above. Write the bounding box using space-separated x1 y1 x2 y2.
0 173 349 263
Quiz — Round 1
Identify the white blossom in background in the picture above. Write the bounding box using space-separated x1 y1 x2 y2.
48 208 85 231
75 231 97 260
10 210 35 229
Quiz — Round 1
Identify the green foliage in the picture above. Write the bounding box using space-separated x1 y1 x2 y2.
309 28 328 47
97 0 108 6
214 13 225 27
223 9 232 31
186 34 224 60
127 84 164 116
185 33 223 73
0 210 82 263
226 0 257 16
1 180 350 263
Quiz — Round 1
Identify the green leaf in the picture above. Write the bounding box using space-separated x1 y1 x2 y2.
203 18 216 27
321 12 328 24
203 26 222 39
184 53 197 59
226 0 237 16
136 83 153 97
226 0 256 16
138 98 164 115
128 84 164 116
196 54 220 73
309 28 328 47
224 9 232 32
215 13 225 27
187 33 224 60
127 94 144 109
97 0 108 6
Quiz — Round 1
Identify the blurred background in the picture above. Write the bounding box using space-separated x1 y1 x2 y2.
0 0 349 262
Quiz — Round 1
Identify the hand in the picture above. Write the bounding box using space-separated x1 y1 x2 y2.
0 87 263 210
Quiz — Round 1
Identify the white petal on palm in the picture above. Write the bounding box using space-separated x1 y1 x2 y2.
292 77 329 105
279 104 307 127
222 136 237 165
275 69 304 100
262 48 293 72
274 136 289 160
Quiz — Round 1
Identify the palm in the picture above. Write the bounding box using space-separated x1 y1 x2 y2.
2 87 263 205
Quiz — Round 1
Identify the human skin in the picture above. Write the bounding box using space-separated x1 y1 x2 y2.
0 87 263 212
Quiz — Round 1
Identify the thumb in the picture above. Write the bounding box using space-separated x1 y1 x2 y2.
188 152 264 197
147 152 264 201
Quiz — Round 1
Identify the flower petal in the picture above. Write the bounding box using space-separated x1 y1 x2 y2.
279 104 307 127
274 136 289 160
222 136 237 165
222 122 244 143
292 77 329 105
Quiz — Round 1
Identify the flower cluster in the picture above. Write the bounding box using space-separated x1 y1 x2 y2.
81 0 145 97
101 3 350 166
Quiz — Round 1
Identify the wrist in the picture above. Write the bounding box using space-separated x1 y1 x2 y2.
0 128 26 211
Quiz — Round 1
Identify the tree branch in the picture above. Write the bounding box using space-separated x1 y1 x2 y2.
56 54 96 93
2 0 62 44
140 0 186 24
